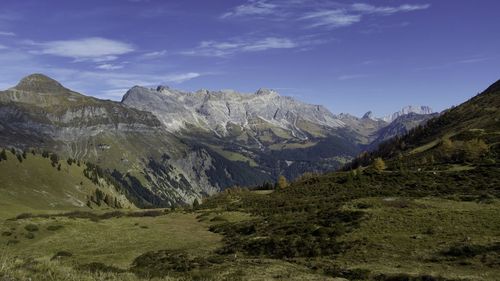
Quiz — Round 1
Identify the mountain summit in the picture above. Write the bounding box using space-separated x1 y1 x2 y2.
382 105 434 123
121 85 344 135
14 73 69 93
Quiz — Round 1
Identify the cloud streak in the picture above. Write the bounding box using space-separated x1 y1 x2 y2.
338 74 370 81
220 0 277 19
0 31 15 36
96 64 124 70
302 3 430 28
301 10 361 28
182 37 298 57
351 3 430 15
222 1 430 29
141 50 167 58
31 37 134 62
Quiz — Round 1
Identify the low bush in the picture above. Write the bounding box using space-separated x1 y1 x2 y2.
7 239 19 245
442 242 500 258
24 224 39 232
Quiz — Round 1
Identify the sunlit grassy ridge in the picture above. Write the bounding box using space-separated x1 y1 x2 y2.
0 150 131 218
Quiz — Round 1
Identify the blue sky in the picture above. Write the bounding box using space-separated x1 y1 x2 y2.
0 0 498 117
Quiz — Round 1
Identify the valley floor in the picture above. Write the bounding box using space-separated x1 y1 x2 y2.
1 193 499 281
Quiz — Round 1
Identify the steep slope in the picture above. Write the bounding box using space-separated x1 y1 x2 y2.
346 79 500 169
0 149 133 217
0 74 270 207
368 112 439 148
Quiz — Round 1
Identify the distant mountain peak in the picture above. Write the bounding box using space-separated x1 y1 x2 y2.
14 73 67 93
255 88 278 96
156 85 170 92
382 105 434 123
362 111 374 119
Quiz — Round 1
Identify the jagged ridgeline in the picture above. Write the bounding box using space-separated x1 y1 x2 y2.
0 74 435 207
345 79 500 170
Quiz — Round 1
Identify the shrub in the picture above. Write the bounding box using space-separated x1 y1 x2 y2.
24 224 39 232
7 239 19 245
210 216 227 222
24 232 35 239
15 213 33 220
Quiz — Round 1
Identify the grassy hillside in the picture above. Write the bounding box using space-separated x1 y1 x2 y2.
0 149 132 218
196 166 500 280
346 79 500 171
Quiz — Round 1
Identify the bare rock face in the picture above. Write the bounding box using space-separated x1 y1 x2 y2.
121 86 345 137
381 106 435 123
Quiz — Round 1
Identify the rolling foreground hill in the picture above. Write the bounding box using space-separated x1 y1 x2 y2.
0 79 498 280
0 74 433 208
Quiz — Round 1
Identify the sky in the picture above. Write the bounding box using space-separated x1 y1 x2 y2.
0 0 499 117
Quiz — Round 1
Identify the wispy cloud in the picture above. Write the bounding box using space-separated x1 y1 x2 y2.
338 74 370 81
0 31 15 36
221 0 277 19
141 50 168 58
96 63 124 70
0 44 7 50
300 3 429 29
456 57 490 64
182 37 298 57
31 37 134 62
76 71 202 88
351 3 430 15
301 10 361 28
164 72 201 83
416 56 496 71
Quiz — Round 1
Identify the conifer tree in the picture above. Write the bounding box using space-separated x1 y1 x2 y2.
0 149 7 161
193 199 200 209
277 175 289 189
373 157 387 173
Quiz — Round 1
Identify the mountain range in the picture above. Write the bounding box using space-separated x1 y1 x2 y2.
0 74 436 206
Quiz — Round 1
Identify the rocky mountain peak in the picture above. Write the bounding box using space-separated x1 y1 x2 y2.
156 85 170 92
14 73 67 93
362 111 374 120
255 88 278 96
382 105 434 123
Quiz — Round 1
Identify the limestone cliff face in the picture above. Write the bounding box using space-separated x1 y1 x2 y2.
121 86 344 138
